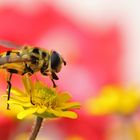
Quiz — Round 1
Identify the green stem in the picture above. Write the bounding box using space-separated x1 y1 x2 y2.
29 117 43 140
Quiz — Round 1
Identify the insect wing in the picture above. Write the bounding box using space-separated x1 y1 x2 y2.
0 40 22 49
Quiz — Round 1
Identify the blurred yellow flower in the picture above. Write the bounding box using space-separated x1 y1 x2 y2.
86 85 140 116
4 75 80 120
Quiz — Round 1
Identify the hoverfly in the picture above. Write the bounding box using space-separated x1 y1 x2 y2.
0 40 66 109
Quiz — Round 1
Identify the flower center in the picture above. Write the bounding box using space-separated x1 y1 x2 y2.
31 83 58 109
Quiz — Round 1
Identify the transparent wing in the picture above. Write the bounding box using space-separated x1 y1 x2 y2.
0 55 31 65
0 40 22 49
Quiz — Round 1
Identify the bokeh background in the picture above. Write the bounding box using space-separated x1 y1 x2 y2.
0 0 140 140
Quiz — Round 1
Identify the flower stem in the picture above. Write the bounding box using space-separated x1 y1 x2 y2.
29 116 43 140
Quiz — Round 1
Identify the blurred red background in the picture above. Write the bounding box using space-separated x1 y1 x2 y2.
0 1 138 140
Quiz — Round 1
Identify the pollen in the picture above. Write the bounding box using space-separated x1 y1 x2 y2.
32 83 58 109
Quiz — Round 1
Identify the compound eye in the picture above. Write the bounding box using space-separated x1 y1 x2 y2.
51 51 61 70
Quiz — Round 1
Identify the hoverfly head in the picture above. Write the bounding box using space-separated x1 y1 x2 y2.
50 51 66 73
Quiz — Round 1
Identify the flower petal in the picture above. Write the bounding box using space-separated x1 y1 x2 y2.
8 100 32 107
60 111 78 119
11 96 30 102
22 74 33 95
1 95 7 99
46 109 61 117
17 107 38 119
2 95 30 103
10 104 24 112
37 107 46 114
11 88 25 96
60 102 81 110
46 109 78 119
58 93 71 103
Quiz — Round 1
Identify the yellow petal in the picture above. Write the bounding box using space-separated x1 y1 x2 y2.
10 104 24 113
37 107 46 114
58 93 71 103
17 107 38 119
22 74 33 95
60 111 78 119
10 96 30 102
11 88 25 96
61 102 81 110
8 100 32 108
46 109 61 117
47 109 78 119
1 95 7 99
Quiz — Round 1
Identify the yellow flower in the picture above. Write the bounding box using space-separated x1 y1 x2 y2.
6 75 80 120
85 85 140 116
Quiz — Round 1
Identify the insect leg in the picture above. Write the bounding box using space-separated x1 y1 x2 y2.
7 73 12 110
51 72 59 88
51 78 56 88
41 70 57 88
29 86 35 106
